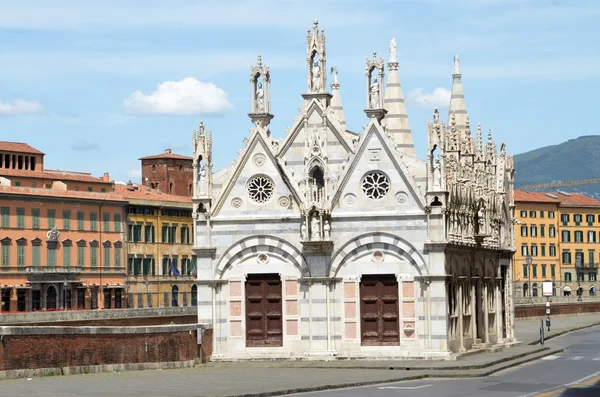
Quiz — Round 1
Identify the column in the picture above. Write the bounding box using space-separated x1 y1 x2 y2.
483 280 490 344
458 280 465 352
10 288 18 313
28 289 33 311
85 287 91 309
471 279 477 341
495 280 503 343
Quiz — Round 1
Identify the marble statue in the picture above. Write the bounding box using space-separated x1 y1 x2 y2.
432 156 441 190
198 164 207 194
323 220 331 240
369 78 380 109
454 55 460 74
433 108 439 124
311 215 321 241
301 221 307 240
255 82 265 112
311 61 321 92
331 66 338 84
477 205 486 234
389 37 397 63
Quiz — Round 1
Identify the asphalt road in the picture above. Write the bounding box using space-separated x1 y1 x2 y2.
293 325 600 397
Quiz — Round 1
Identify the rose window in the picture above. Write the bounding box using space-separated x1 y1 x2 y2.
362 172 390 200
247 175 275 203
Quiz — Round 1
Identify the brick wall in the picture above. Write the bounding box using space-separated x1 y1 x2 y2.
515 302 600 319
141 158 192 196
0 325 201 371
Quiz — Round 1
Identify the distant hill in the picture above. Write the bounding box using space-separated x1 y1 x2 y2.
514 135 600 200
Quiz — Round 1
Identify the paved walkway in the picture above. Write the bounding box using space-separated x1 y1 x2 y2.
2 313 600 397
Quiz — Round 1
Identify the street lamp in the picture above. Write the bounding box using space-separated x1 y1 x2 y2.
63 280 68 311
526 256 533 297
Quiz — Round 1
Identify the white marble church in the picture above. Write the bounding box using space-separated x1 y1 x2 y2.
192 20 517 360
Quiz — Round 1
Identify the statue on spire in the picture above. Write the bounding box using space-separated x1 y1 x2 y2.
331 66 338 84
311 60 322 92
389 38 397 63
454 55 460 74
306 19 326 94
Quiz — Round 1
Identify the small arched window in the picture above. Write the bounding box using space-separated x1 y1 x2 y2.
151 164 156 172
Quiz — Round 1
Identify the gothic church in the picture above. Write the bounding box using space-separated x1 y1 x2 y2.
192 20 517 359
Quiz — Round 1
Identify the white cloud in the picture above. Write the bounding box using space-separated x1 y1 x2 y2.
123 78 233 116
70 140 100 151
0 99 45 115
408 87 451 109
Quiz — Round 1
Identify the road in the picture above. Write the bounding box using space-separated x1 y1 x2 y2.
293 325 600 397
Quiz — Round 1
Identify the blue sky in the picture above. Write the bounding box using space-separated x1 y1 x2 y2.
1 0 598 183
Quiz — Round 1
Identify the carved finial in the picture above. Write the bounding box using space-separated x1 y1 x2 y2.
313 19 319 30
465 114 470 130
454 55 460 74
451 111 456 126
373 50 378 61
257 54 262 67
477 123 483 146
488 128 493 141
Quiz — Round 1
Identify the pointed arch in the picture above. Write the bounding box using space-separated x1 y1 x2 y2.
215 235 310 279
328 232 428 278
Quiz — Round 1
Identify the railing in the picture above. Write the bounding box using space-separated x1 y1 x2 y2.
0 266 127 273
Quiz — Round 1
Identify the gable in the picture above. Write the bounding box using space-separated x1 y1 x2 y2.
212 132 302 217
332 122 424 212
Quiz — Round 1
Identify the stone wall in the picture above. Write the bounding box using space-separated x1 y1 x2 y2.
0 325 201 372
515 301 600 319
1 306 196 325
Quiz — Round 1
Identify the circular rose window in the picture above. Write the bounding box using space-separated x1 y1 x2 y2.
362 171 390 200
247 175 275 203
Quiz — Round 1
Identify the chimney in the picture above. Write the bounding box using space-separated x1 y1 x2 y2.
165 149 172 155
156 185 161 194
126 180 134 191
102 172 110 182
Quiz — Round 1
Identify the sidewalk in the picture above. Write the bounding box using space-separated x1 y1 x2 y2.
515 312 600 345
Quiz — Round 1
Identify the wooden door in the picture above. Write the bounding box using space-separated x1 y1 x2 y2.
360 274 400 346
245 273 283 347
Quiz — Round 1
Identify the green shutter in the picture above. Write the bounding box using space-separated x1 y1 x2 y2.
47 209 56 228
1 245 9 266
17 245 25 267
77 246 85 266
17 208 25 228
1 207 10 228
103 212 110 232
114 213 121 232
114 246 121 267
90 212 97 231
32 245 40 266
77 211 84 230
91 246 97 266
63 245 71 267
63 210 71 230
104 246 110 268
47 246 56 266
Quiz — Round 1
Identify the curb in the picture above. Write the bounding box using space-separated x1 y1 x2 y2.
527 321 600 345
224 348 565 397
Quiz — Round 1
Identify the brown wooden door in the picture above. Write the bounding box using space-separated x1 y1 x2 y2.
245 273 283 347
360 274 400 346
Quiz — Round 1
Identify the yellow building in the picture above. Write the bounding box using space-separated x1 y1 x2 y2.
116 182 196 308
514 190 600 297
514 190 561 297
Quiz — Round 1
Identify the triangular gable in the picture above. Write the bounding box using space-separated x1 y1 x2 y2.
212 128 304 217
1 236 11 244
31 237 42 245
279 99 353 158
16 237 28 244
331 119 425 210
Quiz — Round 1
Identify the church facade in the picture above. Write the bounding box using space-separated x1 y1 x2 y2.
192 21 517 360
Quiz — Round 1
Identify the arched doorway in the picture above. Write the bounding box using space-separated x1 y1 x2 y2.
191 285 197 306
523 283 528 297
171 285 179 307
46 286 57 309
532 283 538 297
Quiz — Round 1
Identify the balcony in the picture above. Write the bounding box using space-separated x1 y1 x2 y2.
26 266 84 274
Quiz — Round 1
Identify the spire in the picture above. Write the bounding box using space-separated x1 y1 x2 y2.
448 55 469 133
383 38 415 156
329 66 346 129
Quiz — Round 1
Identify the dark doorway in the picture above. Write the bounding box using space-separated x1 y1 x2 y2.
245 273 283 347
46 286 57 310
171 285 179 307
359 274 400 346
191 285 198 306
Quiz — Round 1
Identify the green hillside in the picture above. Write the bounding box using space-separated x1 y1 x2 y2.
514 135 600 199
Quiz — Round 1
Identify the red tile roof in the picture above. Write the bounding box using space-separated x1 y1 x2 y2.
0 141 44 155
0 185 126 202
514 190 561 203
0 168 111 184
555 191 600 207
139 149 192 161
515 189 600 207
114 184 192 204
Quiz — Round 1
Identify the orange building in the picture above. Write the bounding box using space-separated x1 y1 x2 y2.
514 190 600 297
0 141 127 312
